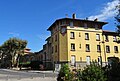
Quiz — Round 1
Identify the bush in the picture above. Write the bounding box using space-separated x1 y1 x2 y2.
30 60 43 70
57 62 107 81
77 61 107 81
57 64 73 81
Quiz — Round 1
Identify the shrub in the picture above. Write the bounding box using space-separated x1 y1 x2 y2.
77 61 107 81
57 64 73 81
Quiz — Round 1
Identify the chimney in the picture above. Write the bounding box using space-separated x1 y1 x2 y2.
72 13 76 19
94 18 98 21
85 17 88 20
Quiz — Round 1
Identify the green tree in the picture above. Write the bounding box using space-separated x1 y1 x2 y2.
0 37 27 67
107 57 120 81
78 62 107 81
115 2 120 43
115 0 120 34
58 64 73 81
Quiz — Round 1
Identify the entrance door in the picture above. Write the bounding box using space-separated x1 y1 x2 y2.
71 55 76 66
86 56 90 65
98 56 102 65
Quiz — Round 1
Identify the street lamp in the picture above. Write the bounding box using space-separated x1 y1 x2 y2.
99 41 107 66
0 50 3 67
99 42 102 67
103 42 107 66
52 54 54 72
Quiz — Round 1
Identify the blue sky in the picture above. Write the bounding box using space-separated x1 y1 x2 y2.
0 0 118 52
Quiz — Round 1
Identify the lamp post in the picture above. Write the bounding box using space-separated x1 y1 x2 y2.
99 41 107 66
99 42 102 67
52 54 54 72
0 50 3 67
102 34 107 66
103 41 107 65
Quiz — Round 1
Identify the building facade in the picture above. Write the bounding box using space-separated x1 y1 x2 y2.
41 15 120 70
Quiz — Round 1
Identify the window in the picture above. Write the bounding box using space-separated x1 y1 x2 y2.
55 35 57 41
106 45 110 53
96 34 100 41
95 24 99 30
55 45 57 52
113 36 117 42
79 44 81 48
97 45 101 52
71 43 75 51
71 55 76 66
80 57 82 62
105 35 109 42
70 32 75 39
61 20 66 25
84 23 88 29
70 21 73 27
86 56 90 65
85 33 89 40
98 56 102 65
114 46 118 53
86 44 90 52
79 33 81 37
61 27 66 34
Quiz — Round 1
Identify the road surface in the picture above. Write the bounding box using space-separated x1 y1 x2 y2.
0 69 57 81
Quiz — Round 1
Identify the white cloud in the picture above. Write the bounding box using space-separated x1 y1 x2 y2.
88 0 119 21
8 32 20 37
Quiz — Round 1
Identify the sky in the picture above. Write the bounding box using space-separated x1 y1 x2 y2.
0 0 119 52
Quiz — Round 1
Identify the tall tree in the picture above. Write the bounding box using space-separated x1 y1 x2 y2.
115 0 120 34
107 57 120 81
0 37 27 67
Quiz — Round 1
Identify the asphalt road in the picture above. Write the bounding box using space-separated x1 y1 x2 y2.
0 69 57 80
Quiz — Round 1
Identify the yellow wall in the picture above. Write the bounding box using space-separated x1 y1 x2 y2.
57 26 120 63
59 30 68 61
103 35 120 59
66 26 103 62
49 25 120 65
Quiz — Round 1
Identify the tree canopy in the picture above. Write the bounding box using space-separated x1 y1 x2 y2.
0 37 27 67
115 0 120 34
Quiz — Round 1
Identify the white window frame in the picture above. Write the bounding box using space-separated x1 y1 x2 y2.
86 56 90 65
106 45 110 53
85 33 89 40
70 32 75 39
86 44 90 52
114 46 118 53
96 34 100 41
70 21 73 27
71 43 75 51
98 56 102 65
97 45 101 52
113 36 117 42
71 55 76 66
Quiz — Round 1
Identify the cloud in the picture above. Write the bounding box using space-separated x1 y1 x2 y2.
88 0 119 21
8 32 20 37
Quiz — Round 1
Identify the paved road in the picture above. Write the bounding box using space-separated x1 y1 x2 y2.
0 69 57 81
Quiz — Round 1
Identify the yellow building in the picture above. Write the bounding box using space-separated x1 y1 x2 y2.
43 14 120 70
